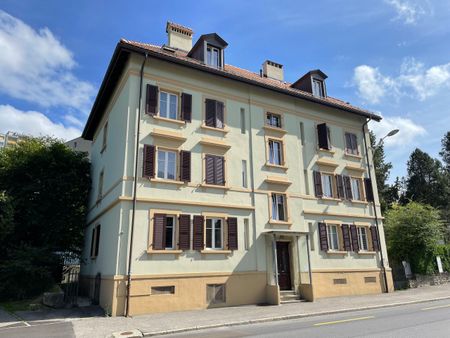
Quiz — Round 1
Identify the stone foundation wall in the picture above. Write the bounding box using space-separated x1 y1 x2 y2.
408 273 450 288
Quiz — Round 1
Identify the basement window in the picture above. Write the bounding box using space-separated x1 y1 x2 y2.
333 278 347 285
151 286 175 295
207 284 226 304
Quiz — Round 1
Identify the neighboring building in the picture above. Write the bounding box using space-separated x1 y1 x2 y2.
80 22 394 316
65 136 92 158
0 131 26 149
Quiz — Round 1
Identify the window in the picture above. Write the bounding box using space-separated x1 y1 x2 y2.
271 193 287 221
165 215 176 249
299 122 305 146
205 99 224 129
101 121 108 151
157 149 177 180
266 112 282 128
206 45 221 68
205 154 225 186
312 78 325 97
244 219 250 250
206 218 223 249
357 227 369 251
327 224 339 251
97 170 104 200
241 160 248 188
317 123 331 150
90 224 101 258
345 132 358 155
159 91 178 120
240 108 246 134
351 177 362 201
321 174 334 198
207 284 226 304
151 286 175 295
268 139 283 165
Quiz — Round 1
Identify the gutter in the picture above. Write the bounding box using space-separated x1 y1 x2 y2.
362 118 389 293
125 52 148 317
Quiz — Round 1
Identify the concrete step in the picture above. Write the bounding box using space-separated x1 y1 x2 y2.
281 299 304 304
280 294 299 300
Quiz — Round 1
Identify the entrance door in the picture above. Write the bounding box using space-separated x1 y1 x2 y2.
276 241 292 290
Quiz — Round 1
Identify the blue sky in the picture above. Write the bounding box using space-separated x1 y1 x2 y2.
1 0 449 181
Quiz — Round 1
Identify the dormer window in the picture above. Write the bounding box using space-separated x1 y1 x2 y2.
312 78 325 98
206 45 221 68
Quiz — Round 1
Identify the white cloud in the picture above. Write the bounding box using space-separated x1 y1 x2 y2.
0 104 81 141
385 0 425 24
369 115 426 148
0 10 95 112
353 58 450 103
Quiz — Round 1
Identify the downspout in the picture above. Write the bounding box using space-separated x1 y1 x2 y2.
125 52 148 316
362 118 389 293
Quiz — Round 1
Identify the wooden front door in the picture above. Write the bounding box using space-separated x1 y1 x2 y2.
276 241 292 290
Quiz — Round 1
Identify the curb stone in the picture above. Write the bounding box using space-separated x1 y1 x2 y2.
140 295 450 337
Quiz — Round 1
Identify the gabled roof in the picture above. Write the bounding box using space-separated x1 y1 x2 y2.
82 39 381 140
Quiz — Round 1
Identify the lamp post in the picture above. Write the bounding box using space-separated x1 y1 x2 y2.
362 121 399 293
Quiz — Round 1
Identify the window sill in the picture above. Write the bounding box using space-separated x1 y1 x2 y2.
147 249 183 254
344 153 362 160
200 250 232 254
199 183 230 190
269 220 292 226
265 163 288 170
263 125 287 134
200 124 229 134
152 115 186 125
326 250 348 255
318 148 335 155
344 164 366 173
351 199 369 205
320 196 341 202
357 251 377 255
316 158 339 168
150 178 185 186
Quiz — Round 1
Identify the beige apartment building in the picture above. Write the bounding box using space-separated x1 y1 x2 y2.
80 22 394 316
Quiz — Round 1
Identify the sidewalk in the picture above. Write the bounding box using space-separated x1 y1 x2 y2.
69 284 450 337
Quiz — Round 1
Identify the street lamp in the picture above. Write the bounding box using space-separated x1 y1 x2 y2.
376 129 399 148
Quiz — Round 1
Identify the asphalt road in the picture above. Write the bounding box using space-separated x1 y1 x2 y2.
160 298 450 338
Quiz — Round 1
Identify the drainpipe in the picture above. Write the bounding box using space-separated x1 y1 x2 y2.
362 118 389 293
125 52 148 316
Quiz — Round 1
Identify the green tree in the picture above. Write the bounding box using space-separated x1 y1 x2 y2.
369 131 394 212
440 131 450 172
0 137 90 300
385 202 443 274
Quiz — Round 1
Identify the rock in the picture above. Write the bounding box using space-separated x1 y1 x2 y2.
42 292 65 308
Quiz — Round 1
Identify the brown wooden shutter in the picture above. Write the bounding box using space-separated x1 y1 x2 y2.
370 226 380 251
143 145 155 178
205 155 215 184
94 225 101 257
350 224 359 252
343 175 353 200
181 93 192 122
313 171 323 197
192 215 204 251
364 178 374 202
318 222 328 251
216 101 224 128
351 134 358 154
178 214 191 250
317 123 330 150
146 84 158 115
215 156 225 185
227 217 238 250
180 150 191 182
205 99 216 127
341 224 352 251
336 174 345 199
153 214 166 250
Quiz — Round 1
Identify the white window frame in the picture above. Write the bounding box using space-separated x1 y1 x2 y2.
157 149 177 180
327 224 339 251
206 218 223 250
159 91 178 120
268 139 283 165
206 45 221 68
312 78 325 97
357 227 369 251
165 215 176 250
351 177 362 201
271 193 287 221
321 174 334 198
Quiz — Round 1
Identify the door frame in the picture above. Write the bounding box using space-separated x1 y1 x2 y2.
276 240 293 290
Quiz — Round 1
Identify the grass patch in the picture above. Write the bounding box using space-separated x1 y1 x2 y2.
0 296 43 313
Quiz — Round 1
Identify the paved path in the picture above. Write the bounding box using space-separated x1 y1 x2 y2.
162 298 450 338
